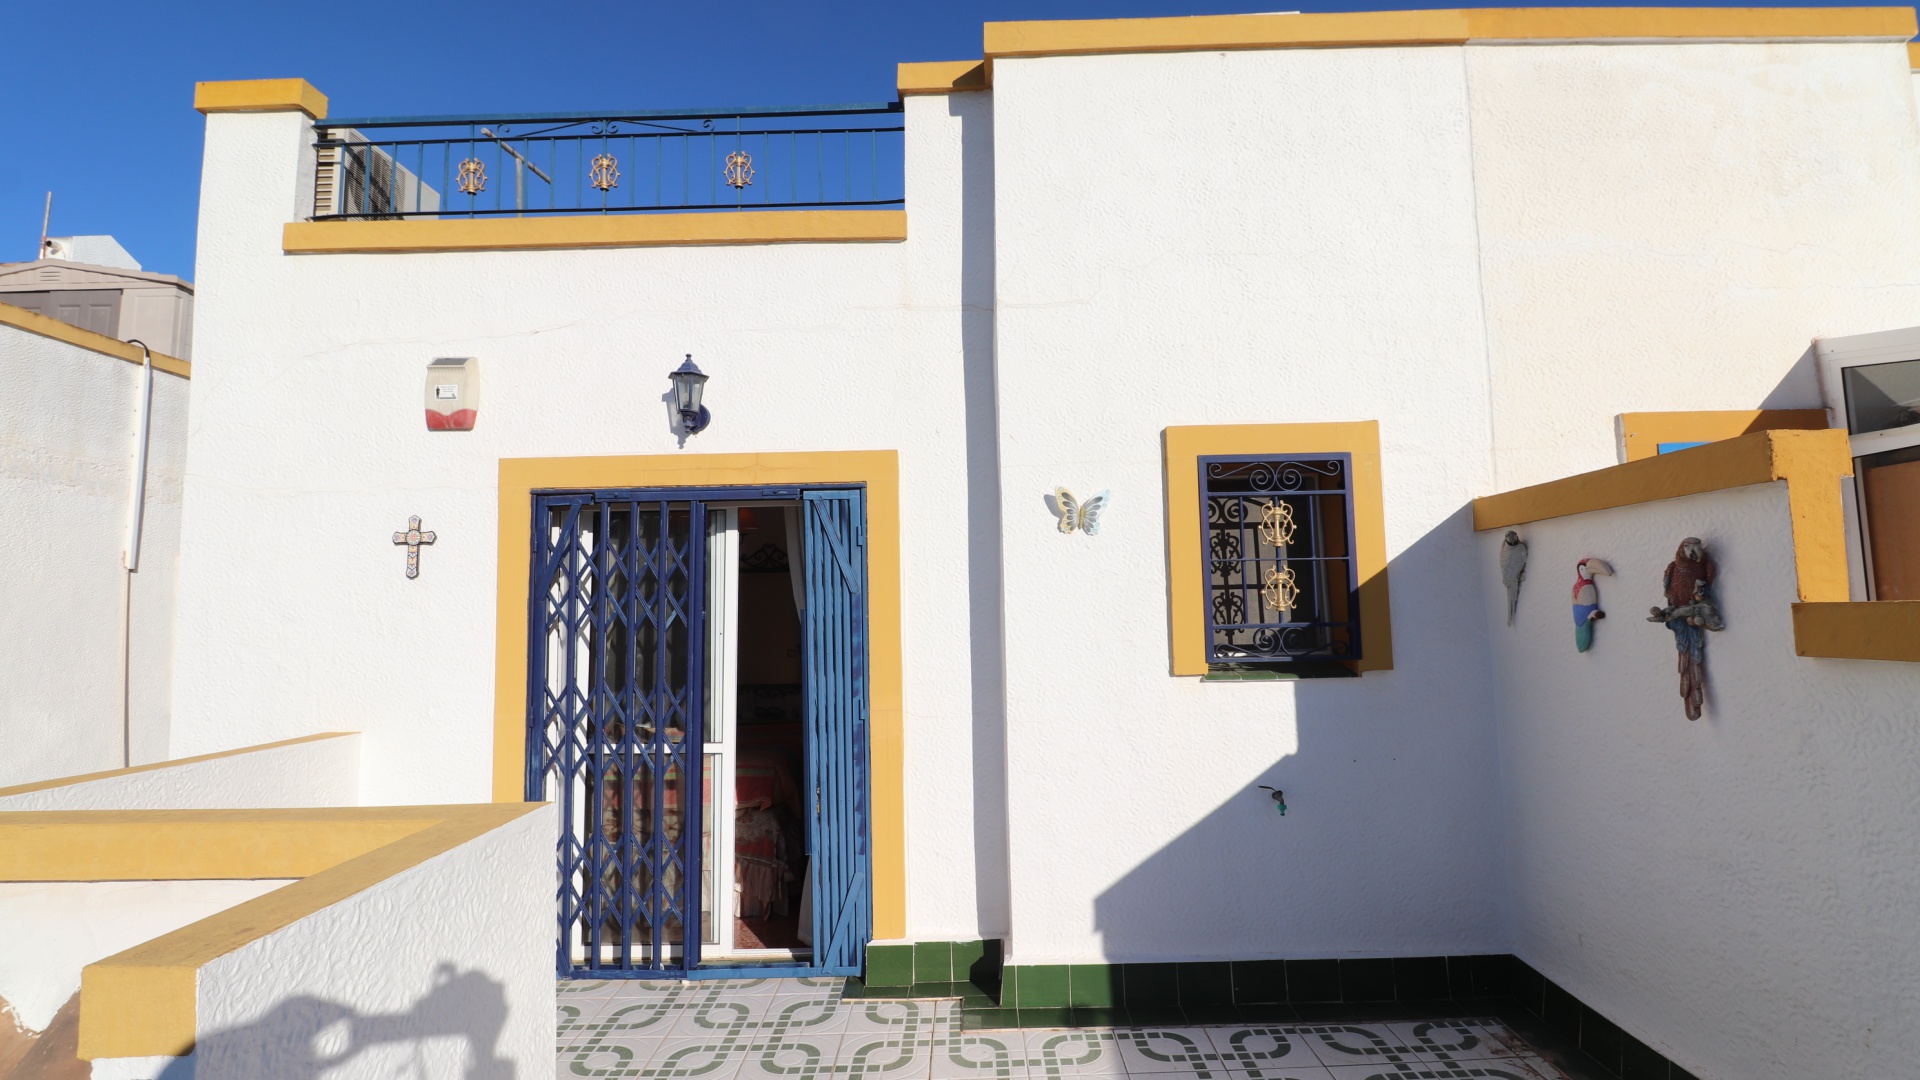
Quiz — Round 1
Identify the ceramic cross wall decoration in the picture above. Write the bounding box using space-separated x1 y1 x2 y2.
392 515 437 579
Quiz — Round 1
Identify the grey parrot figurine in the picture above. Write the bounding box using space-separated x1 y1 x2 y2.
1499 530 1529 626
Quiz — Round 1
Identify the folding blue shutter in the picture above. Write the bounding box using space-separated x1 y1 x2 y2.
803 489 872 975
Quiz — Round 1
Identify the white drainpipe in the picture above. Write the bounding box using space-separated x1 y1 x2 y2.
122 340 153 767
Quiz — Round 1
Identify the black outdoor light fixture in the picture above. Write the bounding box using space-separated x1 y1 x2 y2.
670 354 711 435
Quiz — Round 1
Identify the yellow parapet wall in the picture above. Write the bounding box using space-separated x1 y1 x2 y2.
983 7 1916 58
0 302 191 379
34 803 545 1059
898 61 991 95
284 210 908 254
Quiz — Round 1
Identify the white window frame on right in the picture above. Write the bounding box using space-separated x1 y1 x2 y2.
1813 326 1920 600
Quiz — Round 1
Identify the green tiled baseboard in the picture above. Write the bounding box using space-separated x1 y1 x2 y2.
998 954 1503 1009
863 939 1003 990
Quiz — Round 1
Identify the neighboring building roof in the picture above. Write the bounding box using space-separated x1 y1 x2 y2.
42 234 140 271
0 259 193 293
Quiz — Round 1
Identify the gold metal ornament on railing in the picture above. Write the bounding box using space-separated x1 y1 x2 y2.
1263 566 1300 618
456 158 487 195
724 150 754 189
1258 499 1297 548
589 154 620 192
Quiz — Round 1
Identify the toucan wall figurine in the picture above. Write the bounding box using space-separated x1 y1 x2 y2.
1572 558 1613 652
1500 531 1528 626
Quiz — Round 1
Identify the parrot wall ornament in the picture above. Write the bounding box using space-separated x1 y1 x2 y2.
1646 537 1725 721
1499 530 1529 626
1572 558 1613 652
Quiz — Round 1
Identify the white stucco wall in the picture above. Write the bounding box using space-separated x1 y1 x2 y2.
181 805 554 1080
1482 482 1920 1079
0 879 291 1033
174 96 1003 937
1469 41 1920 488
990 45 1508 963
0 732 360 811
0 323 186 787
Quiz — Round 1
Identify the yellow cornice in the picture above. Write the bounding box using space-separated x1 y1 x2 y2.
898 60 991 95
56 803 543 1059
193 78 328 120
983 7 1916 59
1472 428 1851 603
0 733 354 801
0 301 190 379
1909 40 1920 68
1618 408 1829 462
1792 601 1920 661
283 209 907 254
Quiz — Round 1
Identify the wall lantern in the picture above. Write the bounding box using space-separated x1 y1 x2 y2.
670 354 711 435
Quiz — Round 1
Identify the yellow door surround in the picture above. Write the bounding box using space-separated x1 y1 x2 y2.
1163 422 1394 676
491 450 905 940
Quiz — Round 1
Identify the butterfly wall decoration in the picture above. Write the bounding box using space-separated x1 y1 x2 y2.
1053 488 1110 535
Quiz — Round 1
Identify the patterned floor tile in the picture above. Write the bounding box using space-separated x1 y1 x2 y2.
1024 1030 1126 1079
1290 1026 1433 1071
1110 1029 1233 1075
933 1031 1029 1080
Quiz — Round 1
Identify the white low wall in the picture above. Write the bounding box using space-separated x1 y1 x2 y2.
0 733 360 811
1483 481 1920 1079
0 321 188 786
0 880 292 1036
91 803 556 1080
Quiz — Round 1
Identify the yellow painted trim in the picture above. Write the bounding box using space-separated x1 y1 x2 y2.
1163 423 1393 676
898 60 991 95
0 807 452 881
73 803 540 1058
983 7 1915 58
1619 409 1829 462
193 78 327 120
492 451 906 940
283 210 907 254
1908 40 1920 68
0 301 191 379
1473 429 1853 606
1792 601 1920 660
0 733 356 801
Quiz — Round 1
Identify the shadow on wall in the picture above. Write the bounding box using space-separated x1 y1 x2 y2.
1091 506 1506 965
158 965 513 1080
1760 344 1821 410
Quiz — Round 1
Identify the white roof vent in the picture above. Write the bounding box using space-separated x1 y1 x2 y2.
41 234 141 271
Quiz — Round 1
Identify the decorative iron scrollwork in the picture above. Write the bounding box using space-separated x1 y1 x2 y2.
589 154 620 192
1262 566 1300 617
1258 500 1297 548
456 158 487 195
724 150 754 189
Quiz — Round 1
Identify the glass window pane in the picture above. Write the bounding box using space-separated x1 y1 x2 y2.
1843 358 1920 435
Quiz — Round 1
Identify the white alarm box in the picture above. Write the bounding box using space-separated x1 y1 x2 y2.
424 357 479 431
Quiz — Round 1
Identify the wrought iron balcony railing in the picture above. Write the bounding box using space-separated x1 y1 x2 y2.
310 104 904 220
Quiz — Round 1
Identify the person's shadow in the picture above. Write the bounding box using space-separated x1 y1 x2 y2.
158 964 514 1080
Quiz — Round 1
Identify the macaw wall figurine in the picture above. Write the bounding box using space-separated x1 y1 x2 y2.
1500 531 1528 626
1646 537 1724 720
1572 558 1613 652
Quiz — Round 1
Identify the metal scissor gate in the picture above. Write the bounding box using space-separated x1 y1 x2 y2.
526 486 870 979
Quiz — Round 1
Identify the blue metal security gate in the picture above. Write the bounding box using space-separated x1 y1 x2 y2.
528 493 705 977
528 485 870 979
802 489 873 975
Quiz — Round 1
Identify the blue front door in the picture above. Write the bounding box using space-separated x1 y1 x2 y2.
528 486 870 979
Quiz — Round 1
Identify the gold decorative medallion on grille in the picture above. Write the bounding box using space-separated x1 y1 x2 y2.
456 158 487 195
589 154 620 192
724 150 754 189
1258 500 1297 548
1263 566 1300 618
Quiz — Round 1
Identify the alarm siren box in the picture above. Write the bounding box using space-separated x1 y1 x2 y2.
425 357 479 431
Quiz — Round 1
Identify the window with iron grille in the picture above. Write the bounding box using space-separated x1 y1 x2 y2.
1200 453 1360 665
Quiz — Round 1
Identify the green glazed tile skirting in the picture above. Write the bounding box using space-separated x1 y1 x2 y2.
863 939 1003 989
1001 955 1511 1009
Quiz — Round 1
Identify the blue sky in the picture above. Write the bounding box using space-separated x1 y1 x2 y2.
2 0 1902 279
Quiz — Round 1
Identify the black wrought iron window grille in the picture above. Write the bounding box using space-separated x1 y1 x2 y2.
1200 453 1361 665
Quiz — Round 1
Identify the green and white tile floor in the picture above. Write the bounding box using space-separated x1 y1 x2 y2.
557 978 1574 1080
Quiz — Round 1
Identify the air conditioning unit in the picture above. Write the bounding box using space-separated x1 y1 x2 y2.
314 130 441 219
